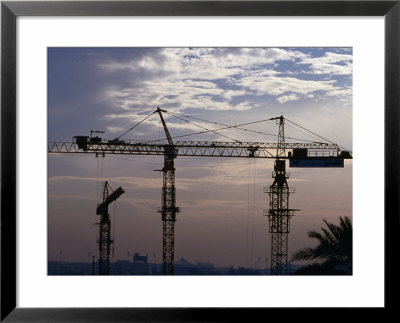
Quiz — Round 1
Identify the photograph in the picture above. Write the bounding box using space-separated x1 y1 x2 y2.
47 47 353 276
2 0 397 319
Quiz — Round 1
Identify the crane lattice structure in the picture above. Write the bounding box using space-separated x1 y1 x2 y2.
155 108 180 275
265 116 298 275
96 181 125 275
48 108 351 275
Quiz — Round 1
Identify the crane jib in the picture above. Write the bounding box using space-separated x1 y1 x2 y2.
51 138 352 160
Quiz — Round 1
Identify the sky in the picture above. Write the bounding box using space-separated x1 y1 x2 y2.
48 47 352 270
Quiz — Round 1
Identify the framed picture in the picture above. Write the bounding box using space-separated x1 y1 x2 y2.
2 0 398 321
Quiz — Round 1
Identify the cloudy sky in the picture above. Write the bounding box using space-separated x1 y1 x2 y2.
48 47 352 270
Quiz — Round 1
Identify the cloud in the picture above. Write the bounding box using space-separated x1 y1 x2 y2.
299 51 353 75
234 75 337 96
89 47 353 135
277 94 299 104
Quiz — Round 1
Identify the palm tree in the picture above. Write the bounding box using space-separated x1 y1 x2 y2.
291 216 352 275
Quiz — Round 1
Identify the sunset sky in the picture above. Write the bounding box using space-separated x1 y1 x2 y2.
48 47 352 269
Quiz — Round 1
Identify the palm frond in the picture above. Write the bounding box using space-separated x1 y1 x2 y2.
291 216 352 274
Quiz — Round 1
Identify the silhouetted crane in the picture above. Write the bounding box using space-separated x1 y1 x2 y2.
49 108 351 275
96 181 125 275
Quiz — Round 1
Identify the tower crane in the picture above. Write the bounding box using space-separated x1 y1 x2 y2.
48 109 352 275
155 107 180 275
266 116 299 275
96 181 125 275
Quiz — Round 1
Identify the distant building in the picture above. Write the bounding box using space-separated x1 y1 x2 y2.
133 252 147 262
48 261 93 275
131 252 152 275
236 267 261 275
48 257 271 276
110 260 133 275
174 257 195 275
214 266 235 275
196 262 214 274
48 252 152 275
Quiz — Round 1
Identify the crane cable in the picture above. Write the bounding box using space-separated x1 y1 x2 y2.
165 110 278 140
285 118 336 145
107 153 273 169
141 110 330 145
95 156 100 265
246 158 250 267
100 157 104 203
166 110 329 144
115 110 156 140
140 117 277 144
112 108 341 148
165 111 242 143
167 110 274 133
96 154 105 204
285 123 325 144
246 157 257 269
251 158 257 269
96 156 100 203
112 198 117 259
285 117 351 151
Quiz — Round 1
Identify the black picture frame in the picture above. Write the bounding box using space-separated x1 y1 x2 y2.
1 1 399 321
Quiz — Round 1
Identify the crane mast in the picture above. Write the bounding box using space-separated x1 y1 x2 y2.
155 107 180 275
265 116 297 275
96 181 125 275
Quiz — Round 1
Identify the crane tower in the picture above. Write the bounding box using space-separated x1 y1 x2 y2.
96 181 125 275
265 116 297 275
155 107 180 275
